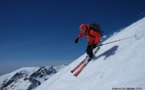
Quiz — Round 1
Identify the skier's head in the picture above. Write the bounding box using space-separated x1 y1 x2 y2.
79 24 90 32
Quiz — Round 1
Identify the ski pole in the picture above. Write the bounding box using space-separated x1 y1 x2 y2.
98 34 137 47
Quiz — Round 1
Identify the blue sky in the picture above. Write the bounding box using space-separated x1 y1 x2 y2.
0 0 145 75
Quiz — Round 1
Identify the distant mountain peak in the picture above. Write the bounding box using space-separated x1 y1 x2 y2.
0 65 67 90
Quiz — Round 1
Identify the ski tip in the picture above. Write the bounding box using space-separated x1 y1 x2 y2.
74 74 78 77
71 71 74 73
74 73 79 77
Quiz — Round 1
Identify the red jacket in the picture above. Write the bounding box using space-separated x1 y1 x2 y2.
77 29 101 45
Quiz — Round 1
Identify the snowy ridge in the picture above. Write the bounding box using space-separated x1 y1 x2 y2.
0 65 67 90
35 18 145 90
0 67 38 85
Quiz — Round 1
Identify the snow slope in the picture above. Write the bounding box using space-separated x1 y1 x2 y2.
35 18 145 90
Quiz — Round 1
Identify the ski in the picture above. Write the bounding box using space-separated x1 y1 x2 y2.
74 62 88 77
71 58 86 73
72 46 100 76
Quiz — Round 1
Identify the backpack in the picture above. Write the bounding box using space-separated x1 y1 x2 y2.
89 24 102 36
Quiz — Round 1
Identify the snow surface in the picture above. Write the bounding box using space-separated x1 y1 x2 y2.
35 18 145 90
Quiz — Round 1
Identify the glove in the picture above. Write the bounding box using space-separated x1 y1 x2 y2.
75 38 79 44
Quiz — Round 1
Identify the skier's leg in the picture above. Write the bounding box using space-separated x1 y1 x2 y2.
86 44 95 59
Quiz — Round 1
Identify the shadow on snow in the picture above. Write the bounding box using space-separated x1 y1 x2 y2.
94 45 119 60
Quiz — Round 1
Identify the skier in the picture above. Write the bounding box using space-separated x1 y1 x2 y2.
75 24 102 60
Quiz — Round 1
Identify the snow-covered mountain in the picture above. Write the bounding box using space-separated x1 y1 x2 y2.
35 18 145 90
0 64 67 90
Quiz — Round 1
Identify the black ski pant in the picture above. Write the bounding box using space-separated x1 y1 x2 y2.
86 44 97 58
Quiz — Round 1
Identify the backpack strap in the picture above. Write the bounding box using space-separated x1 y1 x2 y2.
85 34 96 38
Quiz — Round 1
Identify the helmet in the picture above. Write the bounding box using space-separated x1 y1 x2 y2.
79 24 87 30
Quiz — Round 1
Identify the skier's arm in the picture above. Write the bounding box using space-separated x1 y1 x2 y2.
75 32 85 44
77 32 85 39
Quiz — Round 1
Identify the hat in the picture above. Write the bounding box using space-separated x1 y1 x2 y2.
79 24 87 30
